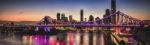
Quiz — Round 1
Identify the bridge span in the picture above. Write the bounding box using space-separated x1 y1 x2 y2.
34 24 140 27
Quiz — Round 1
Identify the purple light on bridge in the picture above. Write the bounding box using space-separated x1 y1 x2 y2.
44 27 51 32
35 27 39 31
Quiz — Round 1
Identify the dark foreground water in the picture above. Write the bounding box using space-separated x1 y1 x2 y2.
0 32 105 45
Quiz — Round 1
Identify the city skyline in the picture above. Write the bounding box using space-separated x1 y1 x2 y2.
0 0 149 45
0 0 150 21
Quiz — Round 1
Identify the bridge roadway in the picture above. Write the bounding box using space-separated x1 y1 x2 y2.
34 24 140 27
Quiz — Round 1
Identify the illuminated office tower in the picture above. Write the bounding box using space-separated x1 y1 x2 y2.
80 9 84 21
57 12 61 21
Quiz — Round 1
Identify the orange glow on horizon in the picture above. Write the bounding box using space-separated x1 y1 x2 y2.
0 9 149 21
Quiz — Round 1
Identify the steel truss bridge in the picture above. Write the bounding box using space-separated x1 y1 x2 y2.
35 11 143 27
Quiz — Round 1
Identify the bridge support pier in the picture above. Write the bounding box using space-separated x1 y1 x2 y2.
35 27 39 31
44 27 50 32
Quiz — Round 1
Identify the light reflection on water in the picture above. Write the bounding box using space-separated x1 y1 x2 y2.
0 32 104 45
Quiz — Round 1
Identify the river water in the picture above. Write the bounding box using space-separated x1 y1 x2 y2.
0 32 105 45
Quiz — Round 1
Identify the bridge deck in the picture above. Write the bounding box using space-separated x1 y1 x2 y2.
34 24 140 27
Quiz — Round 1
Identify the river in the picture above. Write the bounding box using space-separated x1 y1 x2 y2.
0 32 105 45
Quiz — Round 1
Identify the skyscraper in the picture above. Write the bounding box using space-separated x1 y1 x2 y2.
57 13 61 21
89 15 94 24
106 9 110 15
61 13 65 21
95 17 102 24
111 0 116 13
89 15 94 21
111 0 117 24
64 17 68 22
103 9 111 24
80 9 84 21
69 15 73 21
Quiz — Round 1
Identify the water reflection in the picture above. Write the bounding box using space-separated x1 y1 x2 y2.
0 32 104 45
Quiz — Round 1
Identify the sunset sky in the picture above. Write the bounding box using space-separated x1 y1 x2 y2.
0 0 150 21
